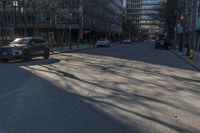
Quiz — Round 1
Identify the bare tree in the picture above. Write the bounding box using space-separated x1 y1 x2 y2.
166 0 178 39
154 0 178 39
0 0 8 44
122 16 137 39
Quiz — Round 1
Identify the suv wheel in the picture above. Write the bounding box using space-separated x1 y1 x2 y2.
21 50 31 62
43 48 50 59
2 59 8 62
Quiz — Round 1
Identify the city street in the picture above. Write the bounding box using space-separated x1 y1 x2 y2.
0 41 200 133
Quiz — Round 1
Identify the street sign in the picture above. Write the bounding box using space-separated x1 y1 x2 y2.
196 18 200 28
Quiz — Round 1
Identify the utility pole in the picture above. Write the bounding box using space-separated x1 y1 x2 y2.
78 0 84 48
24 0 28 36
89 0 93 47
3 0 7 44
92 20 96 47
0 0 5 45
13 0 19 37
188 0 197 59
68 13 72 50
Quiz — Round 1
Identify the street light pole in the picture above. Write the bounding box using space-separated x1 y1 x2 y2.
69 13 72 50
23 0 27 36
78 0 84 48
13 0 18 37
1 0 6 45
92 20 96 47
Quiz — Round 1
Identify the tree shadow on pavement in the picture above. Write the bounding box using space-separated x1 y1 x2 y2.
21 62 200 133
1 47 200 133
0 58 60 66
85 97 197 133
75 42 198 72
0 66 141 133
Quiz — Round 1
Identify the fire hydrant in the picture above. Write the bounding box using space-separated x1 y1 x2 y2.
189 49 194 59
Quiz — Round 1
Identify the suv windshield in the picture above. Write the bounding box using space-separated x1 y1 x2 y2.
11 38 30 45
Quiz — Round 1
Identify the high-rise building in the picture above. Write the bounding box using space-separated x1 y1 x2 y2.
126 0 166 35
81 0 123 41
0 0 124 44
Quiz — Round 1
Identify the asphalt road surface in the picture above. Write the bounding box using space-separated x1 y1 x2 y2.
0 41 200 133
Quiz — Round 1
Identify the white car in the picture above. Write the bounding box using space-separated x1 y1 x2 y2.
96 38 111 48
121 39 132 44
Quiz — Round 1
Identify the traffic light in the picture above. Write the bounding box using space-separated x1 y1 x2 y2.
180 15 184 21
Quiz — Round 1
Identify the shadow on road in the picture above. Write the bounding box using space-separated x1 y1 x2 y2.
0 42 200 133
75 42 197 71
17 56 200 133
0 65 141 133
0 58 60 67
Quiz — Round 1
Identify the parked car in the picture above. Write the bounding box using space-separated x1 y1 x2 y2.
155 38 169 50
138 37 144 42
0 37 50 62
121 39 132 44
96 38 111 48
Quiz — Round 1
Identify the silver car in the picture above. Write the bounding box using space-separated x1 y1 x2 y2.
96 38 111 48
121 39 132 44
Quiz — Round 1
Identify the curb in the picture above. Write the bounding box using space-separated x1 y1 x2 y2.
170 48 200 72
50 42 121 55
50 46 93 55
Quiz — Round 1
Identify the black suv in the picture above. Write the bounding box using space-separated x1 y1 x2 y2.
0 37 50 62
155 38 169 50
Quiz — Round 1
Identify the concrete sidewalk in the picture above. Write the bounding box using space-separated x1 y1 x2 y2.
51 43 92 54
51 42 120 54
171 48 200 71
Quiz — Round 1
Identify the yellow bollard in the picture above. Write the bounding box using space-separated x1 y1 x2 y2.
189 49 194 59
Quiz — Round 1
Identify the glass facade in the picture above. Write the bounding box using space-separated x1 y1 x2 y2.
83 0 123 33
0 0 123 42
126 0 166 34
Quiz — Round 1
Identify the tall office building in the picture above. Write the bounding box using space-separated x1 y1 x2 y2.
126 0 166 35
0 0 124 43
82 0 124 40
